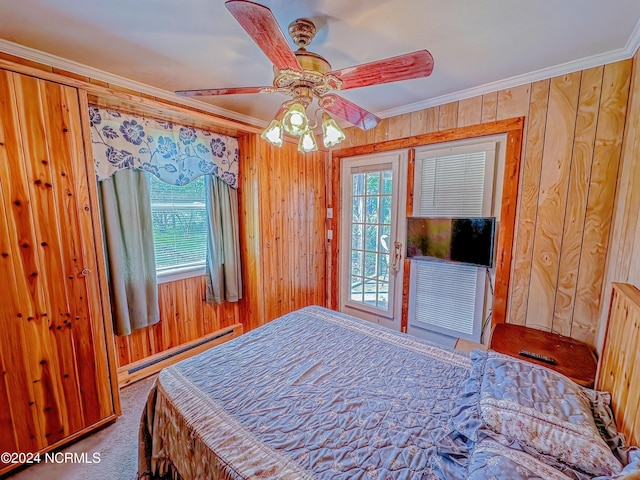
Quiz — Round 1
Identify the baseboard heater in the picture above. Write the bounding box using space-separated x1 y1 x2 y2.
117 323 243 387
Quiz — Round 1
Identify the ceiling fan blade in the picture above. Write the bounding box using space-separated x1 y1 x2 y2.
225 0 302 72
175 86 269 97
330 50 434 90
322 94 380 131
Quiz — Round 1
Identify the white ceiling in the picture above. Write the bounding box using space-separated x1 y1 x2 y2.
1 0 640 128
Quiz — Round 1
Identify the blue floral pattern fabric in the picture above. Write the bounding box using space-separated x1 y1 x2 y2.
89 107 239 188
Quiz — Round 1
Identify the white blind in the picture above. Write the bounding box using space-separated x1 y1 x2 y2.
413 262 477 335
149 175 207 273
411 148 490 340
419 152 485 216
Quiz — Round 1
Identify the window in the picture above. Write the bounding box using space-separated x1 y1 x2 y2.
349 164 393 311
408 141 499 345
149 175 208 282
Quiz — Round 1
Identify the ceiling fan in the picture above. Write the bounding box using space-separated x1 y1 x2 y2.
175 0 434 148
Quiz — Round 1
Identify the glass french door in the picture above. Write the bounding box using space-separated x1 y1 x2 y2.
340 152 406 330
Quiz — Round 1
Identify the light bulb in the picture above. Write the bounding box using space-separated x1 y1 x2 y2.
298 128 318 153
282 102 309 136
260 119 284 147
321 112 346 147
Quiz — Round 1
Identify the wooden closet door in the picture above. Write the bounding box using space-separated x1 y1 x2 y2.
0 70 115 461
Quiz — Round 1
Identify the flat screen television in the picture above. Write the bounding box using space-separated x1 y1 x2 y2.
406 216 496 268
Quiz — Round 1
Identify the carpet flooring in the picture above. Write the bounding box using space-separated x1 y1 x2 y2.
8 375 157 480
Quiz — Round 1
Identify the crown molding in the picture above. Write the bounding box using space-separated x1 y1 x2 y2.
376 18 640 119
3 16 640 127
0 39 267 128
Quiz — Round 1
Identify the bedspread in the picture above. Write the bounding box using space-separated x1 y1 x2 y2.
139 306 471 480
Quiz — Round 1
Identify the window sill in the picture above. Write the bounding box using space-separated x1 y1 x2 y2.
157 264 206 284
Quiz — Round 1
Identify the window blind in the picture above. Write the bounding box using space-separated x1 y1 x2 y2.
149 175 207 272
419 152 485 216
412 261 477 335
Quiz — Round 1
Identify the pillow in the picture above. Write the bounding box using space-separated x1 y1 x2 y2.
451 350 623 477
582 388 627 462
467 438 576 480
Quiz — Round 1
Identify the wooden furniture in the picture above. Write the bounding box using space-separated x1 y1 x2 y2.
0 69 119 476
598 282 640 447
489 323 597 388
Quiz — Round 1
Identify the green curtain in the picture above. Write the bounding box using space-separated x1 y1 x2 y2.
99 169 160 336
204 175 242 304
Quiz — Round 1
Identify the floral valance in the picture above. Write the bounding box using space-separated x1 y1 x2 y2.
89 106 239 188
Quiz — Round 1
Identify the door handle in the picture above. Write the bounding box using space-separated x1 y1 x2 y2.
391 241 403 274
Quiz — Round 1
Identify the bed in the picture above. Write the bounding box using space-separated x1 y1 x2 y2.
138 287 640 480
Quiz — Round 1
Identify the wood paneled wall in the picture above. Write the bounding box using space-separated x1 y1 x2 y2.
238 136 328 330
339 60 632 347
601 49 640 349
114 276 242 367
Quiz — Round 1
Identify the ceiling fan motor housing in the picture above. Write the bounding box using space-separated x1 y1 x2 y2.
288 18 316 48
175 1 433 131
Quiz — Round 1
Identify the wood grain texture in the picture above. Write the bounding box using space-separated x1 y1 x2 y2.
0 70 44 458
553 67 604 335
572 60 631 344
438 102 458 131
481 92 498 123
333 118 525 159
597 283 640 448
457 96 482 127
492 130 524 325
115 276 241 367
425 107 439 133
410 109 428 136
508 79 550 325
333 60 632 347
526 72 581 333
497 84 531 120
388 113 411 140
400 149 416 333
368 118 389 144
76 90 121 416
237 135 328 326
328 153 341 310
0 69 115 474
600 51 640 350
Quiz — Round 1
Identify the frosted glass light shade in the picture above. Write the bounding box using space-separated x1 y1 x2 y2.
298 128 318 152
260 119 284 147
282 102 309 136
321 112 346 147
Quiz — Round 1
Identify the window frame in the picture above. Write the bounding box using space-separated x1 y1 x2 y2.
407 138 503 344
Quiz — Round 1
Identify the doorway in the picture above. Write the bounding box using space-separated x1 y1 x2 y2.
339 151 407 330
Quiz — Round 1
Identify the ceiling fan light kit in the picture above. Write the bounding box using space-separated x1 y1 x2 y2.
175 0 434 153
299 128 319 153
260 118 284 147
321 112 346 148
282 101 309 136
